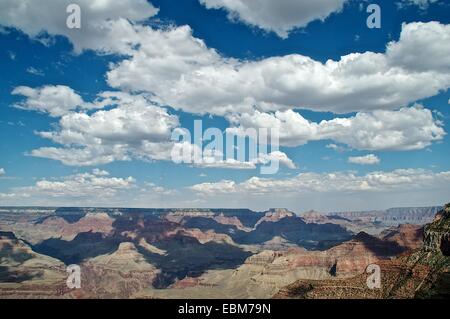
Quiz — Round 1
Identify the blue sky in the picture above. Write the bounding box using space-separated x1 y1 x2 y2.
0 0 449 212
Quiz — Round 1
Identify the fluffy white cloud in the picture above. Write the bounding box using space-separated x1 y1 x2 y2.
30 146 130 166
348 154 380 165
0 170 137 206
3 5 449 172
38 92 180 144
106 25 226 111
27 90 296 169
2 168 448 210
3 5 449 117
199 0 348 38
107 22 450 116
326 144 348 153
187 168 450 211
190 179 237 195
30 92 179 166
195 150 296 170
12 85 85 117
2 5 449 117
92 168 109 176
0 171 186 208
0 168 5 176
0 0 158 53
387 22 450 72
28 170 135 198
258 151 297 169
190 169 450 195
170 140 296 170
228 106 445 150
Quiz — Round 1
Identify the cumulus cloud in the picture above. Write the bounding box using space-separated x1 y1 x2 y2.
0 168 5 176
228 106 445 150
3 5 449 117
258 151 297 169
3 4 449 173
170 139 296 172
199 0 348 38
2 168 449 210
0 0 158 54
0 170 183 208
27 170 135 198
2 5 449 117
107 21 450 116
190 179 237 195
187 168 450 211
0 170 137 206
26 90 295 169
387 22 450 72
30 146 130 167
92 168 109 176
12 85 87 117
38 92 180 144
195 150 296 170
348 154 380 165
29 92 179 166
326 144 348 153
190 169 450 195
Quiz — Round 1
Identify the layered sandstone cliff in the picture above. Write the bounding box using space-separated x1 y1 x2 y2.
275 204 450 299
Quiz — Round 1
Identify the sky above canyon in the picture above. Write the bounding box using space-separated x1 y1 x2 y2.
0 0 449 212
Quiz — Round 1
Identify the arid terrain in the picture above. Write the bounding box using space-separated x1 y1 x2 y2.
0 205 448 299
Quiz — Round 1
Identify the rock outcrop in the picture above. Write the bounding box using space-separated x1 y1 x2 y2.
2 213 115 244
78 243 159 298
275 204 450 299
380 224 424 251
423 204 450 255
254 209 295 228
0 231 67 298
